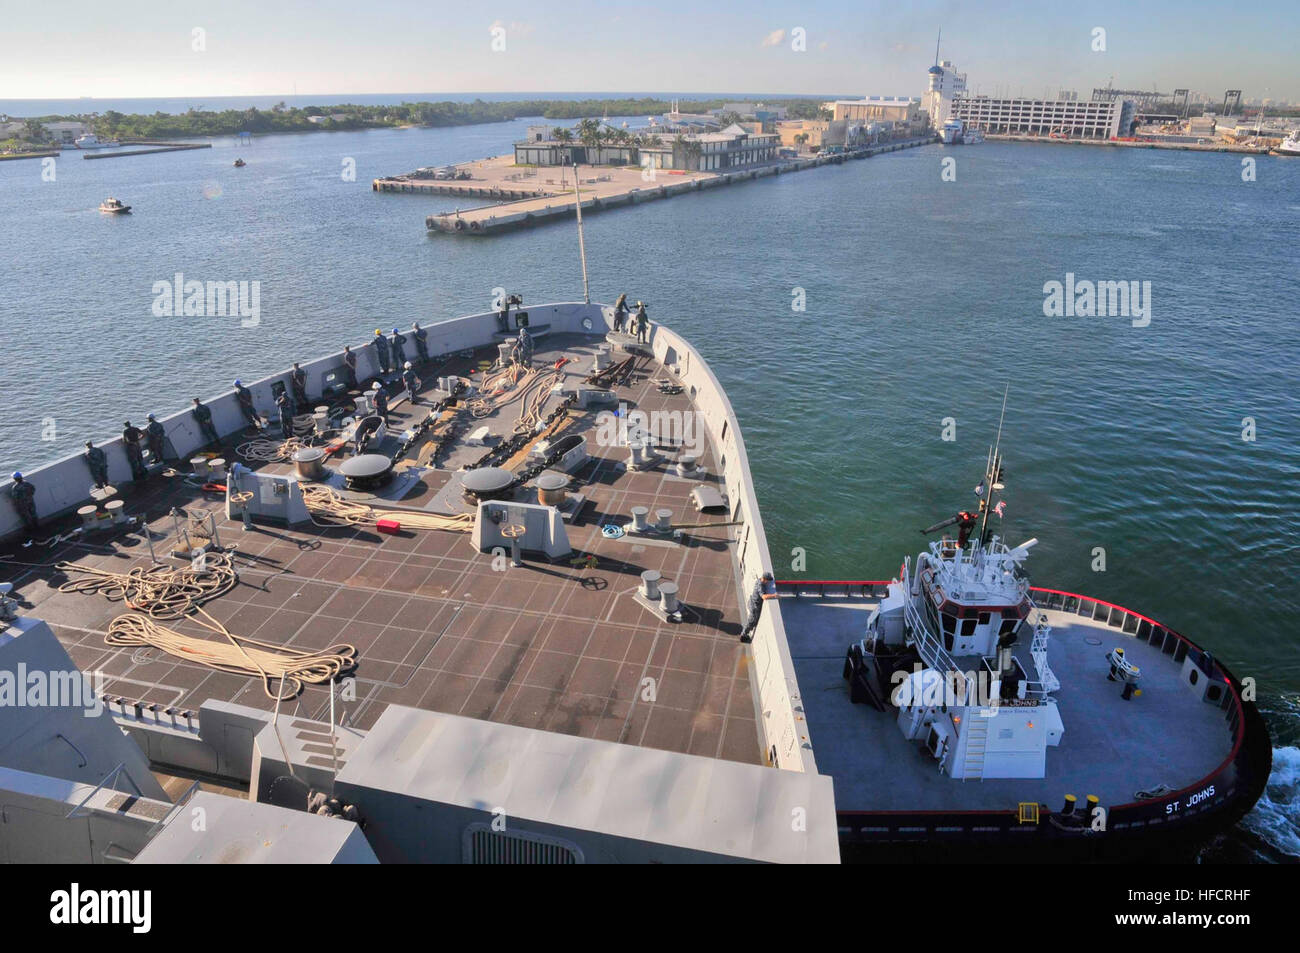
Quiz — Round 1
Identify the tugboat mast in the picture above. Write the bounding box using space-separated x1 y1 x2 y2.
977 386 1010 547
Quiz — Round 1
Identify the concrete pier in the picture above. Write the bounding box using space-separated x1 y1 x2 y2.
83 143 212 160
372 137 937 236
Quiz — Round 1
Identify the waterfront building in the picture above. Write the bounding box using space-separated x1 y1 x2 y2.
711 102 788 122
775 119 830 151
950 96 1132 139
514 124 779 171
925 60 968 127
827 96 926 134
40 121 87 143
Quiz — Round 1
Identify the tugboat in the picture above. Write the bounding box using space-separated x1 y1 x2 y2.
796 400 1275 852
98 197 131 214
234 158 246 167
1273 131 1300 157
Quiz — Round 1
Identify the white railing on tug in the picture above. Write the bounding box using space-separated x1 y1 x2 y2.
927 537 1031 603
1028 609 1060 693
900 590 978 703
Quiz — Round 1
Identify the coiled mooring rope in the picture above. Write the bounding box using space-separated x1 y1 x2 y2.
235 435 311 463
56 552 238 620
106 606 357 700
300 483 473 532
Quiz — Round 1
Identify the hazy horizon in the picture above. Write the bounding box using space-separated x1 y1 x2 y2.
4 1 1296 104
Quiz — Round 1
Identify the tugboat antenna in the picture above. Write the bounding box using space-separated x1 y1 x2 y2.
979 385 1011 546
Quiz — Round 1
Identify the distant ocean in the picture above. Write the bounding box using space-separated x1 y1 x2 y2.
0 91 857 118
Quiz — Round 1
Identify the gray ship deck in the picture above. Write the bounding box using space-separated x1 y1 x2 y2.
0 333 760 766
782 595 1233 812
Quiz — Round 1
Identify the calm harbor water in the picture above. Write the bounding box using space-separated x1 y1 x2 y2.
1 121 1296 858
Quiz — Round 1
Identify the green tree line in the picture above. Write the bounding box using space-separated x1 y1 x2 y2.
12 97 833 141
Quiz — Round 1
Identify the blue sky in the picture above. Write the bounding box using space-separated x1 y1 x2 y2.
3 0 1295 102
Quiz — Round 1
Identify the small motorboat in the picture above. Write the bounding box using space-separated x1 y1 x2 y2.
98 197 131 214
234 158 246 167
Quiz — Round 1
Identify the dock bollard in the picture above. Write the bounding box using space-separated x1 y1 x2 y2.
628 440 649 468
77 505 98 528
640 570 661 600
630 506 649 533
659 582 680 614
1060 794 1077 817
675 455 698 478
655 509 673 532
190 457 210 478
207 458 226 481
1085 794 1100 822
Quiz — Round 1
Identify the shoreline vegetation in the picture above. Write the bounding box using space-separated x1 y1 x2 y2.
5 97 829 146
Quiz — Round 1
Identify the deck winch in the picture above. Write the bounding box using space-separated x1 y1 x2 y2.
461 466 515 503
338 454 393 491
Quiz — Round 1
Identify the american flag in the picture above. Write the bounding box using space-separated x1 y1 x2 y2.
993 500 1007 517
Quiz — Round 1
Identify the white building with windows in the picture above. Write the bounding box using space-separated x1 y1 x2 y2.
925 60 967 127
950 96 1130 139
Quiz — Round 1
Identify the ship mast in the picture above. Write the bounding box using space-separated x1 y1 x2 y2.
567 159 592 304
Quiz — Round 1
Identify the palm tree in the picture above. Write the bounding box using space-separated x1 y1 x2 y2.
553 126 573 142
576 118 602 149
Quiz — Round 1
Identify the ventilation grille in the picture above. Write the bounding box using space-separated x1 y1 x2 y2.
463 824 582 864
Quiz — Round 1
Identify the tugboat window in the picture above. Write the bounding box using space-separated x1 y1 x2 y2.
978 612 991 625
960 618 977 637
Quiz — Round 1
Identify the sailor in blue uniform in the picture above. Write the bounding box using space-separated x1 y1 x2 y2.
412 322 429 363
276 392 295 438
516 326 533 365
122 421 148 481
145 414 167 463
83 440 109 488
739 572 777 643
234 380 264 431
191 398 219 446
401 362 420 403
634 302 650 343
8 472 38 533
613 293 628 332
342 345 358 390
390 328 407 367
289 364 308 412
372 381 389 423
373 329 391 375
